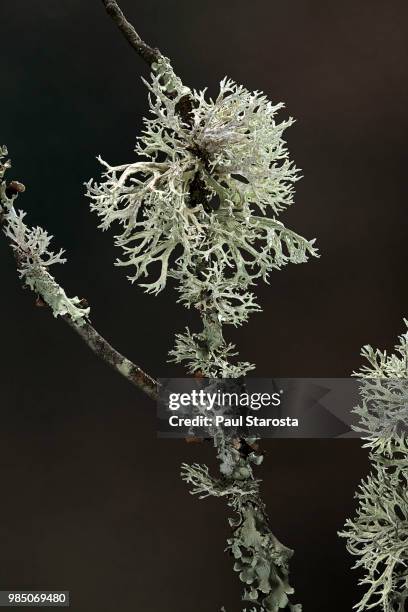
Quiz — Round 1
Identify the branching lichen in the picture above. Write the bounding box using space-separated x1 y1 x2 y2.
182 449 301 612
86 47 318 611
86 56 318 377
340 323 408 612
0 146 89 324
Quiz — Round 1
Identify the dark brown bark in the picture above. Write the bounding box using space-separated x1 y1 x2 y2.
63 315 159 400
101 0 161 66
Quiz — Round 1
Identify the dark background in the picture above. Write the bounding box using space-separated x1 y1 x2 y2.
1 0 407 610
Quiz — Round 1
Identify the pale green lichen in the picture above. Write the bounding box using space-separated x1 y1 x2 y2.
87 55 316 610
116 359 133 378
340 323 408 612
182 450 301 612
86 57 318 376
0 146 89 325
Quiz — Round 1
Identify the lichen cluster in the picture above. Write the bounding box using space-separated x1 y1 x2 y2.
87 56 318 611
86 56 317 377
0 146 89 324
340 324 408 612
182 451 301 612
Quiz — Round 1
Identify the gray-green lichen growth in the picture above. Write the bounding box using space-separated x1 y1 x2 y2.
340 323 408 612
87 56 318 611
0 146 89 325
86 56 318 377
182 450 301 612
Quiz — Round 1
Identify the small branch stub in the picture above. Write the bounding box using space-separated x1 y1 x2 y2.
101 0 161 65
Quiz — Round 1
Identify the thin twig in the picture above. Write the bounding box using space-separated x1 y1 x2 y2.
101 0 161 65
0 182 158 402
63 315 158 399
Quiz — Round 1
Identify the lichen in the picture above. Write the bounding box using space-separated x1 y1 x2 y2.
86 57 318 376
181 450 300 612
0 146 89 325
340 322 408 612
87 55 316 610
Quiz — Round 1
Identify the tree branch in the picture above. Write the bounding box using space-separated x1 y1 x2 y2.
1 0 182 403
62 314 158 399
101 0 161 66
0 148 158 401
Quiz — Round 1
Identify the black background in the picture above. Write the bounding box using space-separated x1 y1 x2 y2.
1 1 407 610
